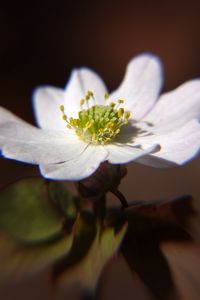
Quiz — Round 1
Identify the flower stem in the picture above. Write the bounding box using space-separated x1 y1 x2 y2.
93 196 106 227
110 188 128 208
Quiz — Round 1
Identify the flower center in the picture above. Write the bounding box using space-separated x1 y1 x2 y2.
60 91 131 145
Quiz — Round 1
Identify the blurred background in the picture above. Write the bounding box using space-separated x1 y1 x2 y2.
0 0 200 299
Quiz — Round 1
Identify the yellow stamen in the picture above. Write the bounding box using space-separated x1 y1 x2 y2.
59 90 131 145
104 92 109 100
80 99 85 106
118 108 124 117
60 105 65 112
109 102 116 108
118 99 124 104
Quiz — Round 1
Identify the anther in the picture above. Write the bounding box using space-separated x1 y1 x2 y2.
118 99 124 104
109 102 116 108
60 105 65 112
80 99 85 106
118 108 124 117
104 92 109 100
125 112 131 119
86 90 93 101
88 90 94 97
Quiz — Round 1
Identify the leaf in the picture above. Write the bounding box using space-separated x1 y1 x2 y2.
125 195 195 229
161 242 200 300
121 226 177 300
53 212 97 279
0 178 69 243
0 178 78 279
123 195 194 241
48 181 79 221
54 216 127 292
0 230 73 279
119 195 197 300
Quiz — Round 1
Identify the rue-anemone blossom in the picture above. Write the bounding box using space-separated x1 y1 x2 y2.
0 53 200 180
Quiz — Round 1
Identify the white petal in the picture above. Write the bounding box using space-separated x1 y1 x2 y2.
109 53 163 120
0 121 87 164
135 119 200 166
106 143 159 164
144 80 200 133
0 107 27 125
40 145 108 180
33 86 66 130
136 154 177 168
63 68 108 118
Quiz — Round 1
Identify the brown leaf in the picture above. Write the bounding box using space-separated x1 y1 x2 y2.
125 195 195 228
118 195 197 299
121 225 178 300
161 242 200 300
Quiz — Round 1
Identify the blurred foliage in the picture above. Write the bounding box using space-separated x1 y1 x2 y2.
0 232 73 279
54 222 127 291
0 177 199 300
48 181 79 221
0 178 65 243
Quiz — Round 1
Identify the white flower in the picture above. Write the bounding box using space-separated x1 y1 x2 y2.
0 53 200 180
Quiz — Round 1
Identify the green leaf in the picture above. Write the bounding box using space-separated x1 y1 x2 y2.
55 220 127 291
0 178 66 243
0 231 73 279
48 181 79 221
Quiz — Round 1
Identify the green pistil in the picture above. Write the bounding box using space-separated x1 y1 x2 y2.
59 91 131 145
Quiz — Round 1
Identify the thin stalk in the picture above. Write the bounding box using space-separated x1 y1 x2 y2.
110 188 128 208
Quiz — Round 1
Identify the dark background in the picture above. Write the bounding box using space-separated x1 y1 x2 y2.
0 1 200 299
